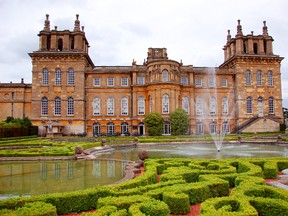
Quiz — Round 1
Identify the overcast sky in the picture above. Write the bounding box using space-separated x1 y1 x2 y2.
0 0 287 107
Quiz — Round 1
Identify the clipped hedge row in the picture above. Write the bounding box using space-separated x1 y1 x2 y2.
0 157 287 215
0 201 57 216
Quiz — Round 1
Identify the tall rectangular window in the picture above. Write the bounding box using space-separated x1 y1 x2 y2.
107 78 114 86
54 97 61 115
93 98 100 116
222 97 228 115
41 97 48 115
93 78 101 86
246 97 252 114
257 71 263 86
221 78 227 87
267 71 273 86
121 97 128 115
121 77 128 86
196 97 203 115
67 97 74 115
107 98 114 115
42 69 49 85
138 96 145 115
269 97 274 114
162 94 169 114
182 96 189 114
137 76 145 85
181 77 188 86
208 77 215 87
210 96 217 115
67 68 74 85
55 68 61 85
195 78 202 87
246 70 252 86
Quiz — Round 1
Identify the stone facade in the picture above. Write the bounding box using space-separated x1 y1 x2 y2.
0 15 284 136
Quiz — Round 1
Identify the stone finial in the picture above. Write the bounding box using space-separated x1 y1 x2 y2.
44 14 50 31
74 14 80 31
132 59 136 65
227 29 231 42
263 21 269 36
54 26 57 31
236 19 243 36
81 26 85 32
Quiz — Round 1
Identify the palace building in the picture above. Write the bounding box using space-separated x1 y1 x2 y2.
0 15 284 136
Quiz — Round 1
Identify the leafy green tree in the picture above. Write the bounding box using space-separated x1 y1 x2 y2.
144 112 164 136
170 108 190 135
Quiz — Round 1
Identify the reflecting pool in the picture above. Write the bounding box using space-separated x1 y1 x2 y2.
0 159 128 200
94 143 288 160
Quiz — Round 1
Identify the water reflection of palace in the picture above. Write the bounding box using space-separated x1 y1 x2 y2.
0 160 128 198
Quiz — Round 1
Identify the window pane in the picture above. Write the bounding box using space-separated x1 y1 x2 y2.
162 70 168 82
121 77 128 86
196 97 203 115
42 69 49 85
267 71 273 86
137 76 145 85
107 98 114 115
221 78 227 87
208 77 215 87
67 97 74 115
55 68 61 85
182 96 189 114
269 97 274 114
41 97 48 115
247 97 252 114
121 97 128 115
67 68 74 85
138 96 145 115
257 71 263 86
107 78 114 86
162 94 169 114
93 98 100 115
54 97 61 115
94 78 101 86
246 71 252 86
195 78 202 87
210 97 217 115
181 77 188 86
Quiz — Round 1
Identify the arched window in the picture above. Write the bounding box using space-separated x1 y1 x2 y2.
41 97 48 115
182 96 189 114
57 38 63 51
107 98 114 115
121 97 128 115
209 121 217 134
267 71 273 86
196 96 203 115
67 68 74 85
269 97 274 114
67 97 74 116
222 122 230 134
196 121 204 134
93 98 100 116
93 123 101 136
42 68 49 85
121 122 129 135
162 94 169 114
54 97 61 115
246 97 252 114
222 97 228 115
162 70 168 82
258 97 263 117
138 96 145 115
210 96 217 115
106 122 115 135
163 121 171 135
257 70 263 86
245 70 252 86
55 68 61 85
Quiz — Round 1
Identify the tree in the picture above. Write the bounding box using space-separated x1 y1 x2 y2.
170 108 190 135
144 112 164 136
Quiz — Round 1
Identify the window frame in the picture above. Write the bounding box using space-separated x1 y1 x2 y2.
182 96 189 114
121 97 128 115
268 97 274 114
54 97 61 116
267 71 273 86
107 97 114 115
245 70 252 86
137 76 145 85
121 77 128 87
138 96 145 115
162 94 169 114
93 98 101 116
55 68 62 85
93 78 101 87
208 77 216 87
42 68 49 86
67 97 74 116
221 78 227 87
41 97 48 116
107 77 114 87
256 70 263 86
67 68 74 85
195 78 202 87
162 70 168 82
246 97 253 114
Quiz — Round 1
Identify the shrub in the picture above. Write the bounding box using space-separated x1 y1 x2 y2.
128 200 170 216
263 161 278 179
163 192 190 214
15 201 57 216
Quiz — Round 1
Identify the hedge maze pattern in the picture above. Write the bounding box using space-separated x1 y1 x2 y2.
0 158 288 215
